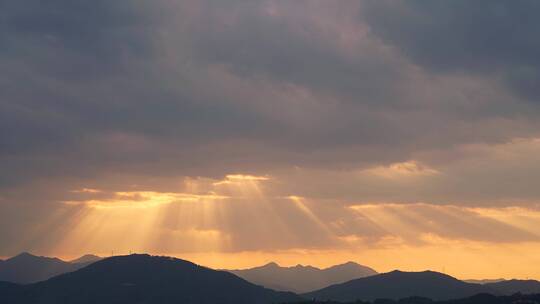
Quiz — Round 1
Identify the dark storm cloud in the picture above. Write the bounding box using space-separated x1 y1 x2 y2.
0 0 151 79
0 0 283 186
189 2 405 104
0 0 150 158
1 0 540 203
361 0 540 101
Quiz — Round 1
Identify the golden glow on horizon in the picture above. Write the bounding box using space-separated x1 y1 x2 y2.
55 193 229 255
53 241 540 281
53 174 275 258
21 174 540 281
171 240 540 280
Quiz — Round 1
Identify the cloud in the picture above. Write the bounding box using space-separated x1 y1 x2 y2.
3 0 540 190
361 0 540 101
2 1 540 270
363 161 440 179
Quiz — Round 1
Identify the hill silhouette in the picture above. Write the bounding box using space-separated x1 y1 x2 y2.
464 279 506 284
0 281 22 302
304 270 491 302
484 279 540 294
69 254 102 264
289 293 540 304
304 271 540 302
0 254 301 304
2 253 539 303
0 252 79 284
229 261 377 293
0 252 100 284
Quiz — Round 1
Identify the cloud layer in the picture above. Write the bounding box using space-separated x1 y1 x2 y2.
2 1 540 276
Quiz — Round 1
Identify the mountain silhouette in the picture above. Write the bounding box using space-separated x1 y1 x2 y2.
304 270 491 302
0 281 22 302
295 293 540 304
464 278 506 284
0 252 83 284
3 253 539 303
228 261 377 293
0 254 301 304
69 254 102 264
484 279 540 294
0 252 102 284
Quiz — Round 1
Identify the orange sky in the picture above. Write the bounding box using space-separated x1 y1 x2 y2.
5 173 539 280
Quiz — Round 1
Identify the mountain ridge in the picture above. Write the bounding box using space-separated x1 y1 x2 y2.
228 261 378 293
0 254 301 304
69 254 102 264
464 278 506 284
485 279 540 295
0 252 77 284
0 252 102 284
304 270 492 301
303 270 540 302
1 254 540 303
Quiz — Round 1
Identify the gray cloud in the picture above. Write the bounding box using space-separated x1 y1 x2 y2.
2 0 540 256
2 0 540 193
361 0 540 101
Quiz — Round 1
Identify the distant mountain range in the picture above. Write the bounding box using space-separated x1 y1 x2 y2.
0 252 101 283
488 279 540 295
298 293 540 304
304 270 540 302
0 254 301 304
464 278 506 284
1 253 540 303
228 261 377 293
69 254 102 264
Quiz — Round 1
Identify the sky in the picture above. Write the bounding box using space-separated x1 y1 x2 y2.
1 0 540 280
